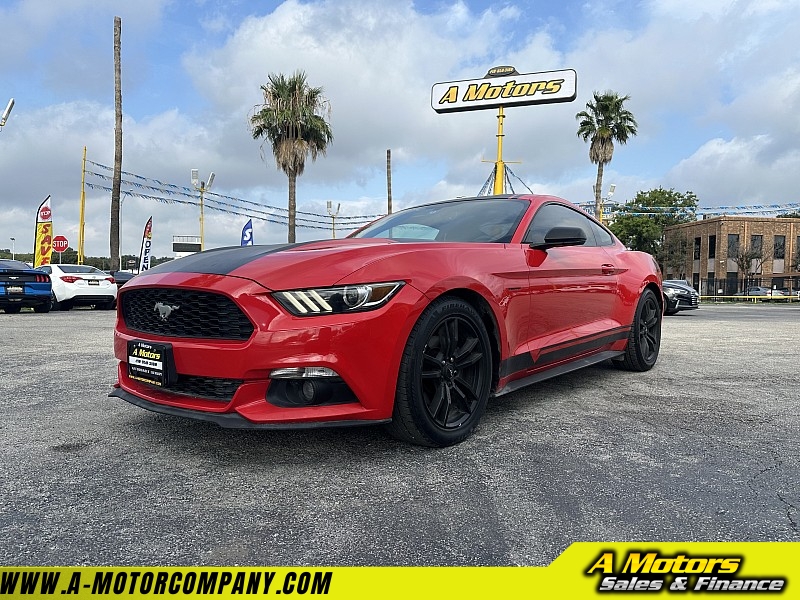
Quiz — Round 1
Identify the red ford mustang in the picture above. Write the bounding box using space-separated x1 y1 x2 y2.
111 195 662 446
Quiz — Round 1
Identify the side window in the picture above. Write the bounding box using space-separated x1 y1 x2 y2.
590 221 615 247
523 203 598 247
39 266 52 274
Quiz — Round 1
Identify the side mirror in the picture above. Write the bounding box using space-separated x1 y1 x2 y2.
529 226 587 250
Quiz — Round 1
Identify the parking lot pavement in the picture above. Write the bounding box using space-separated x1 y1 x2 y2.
0 304 797 566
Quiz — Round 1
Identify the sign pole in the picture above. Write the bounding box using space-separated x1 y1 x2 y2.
78 146 87 264
493 106 506 195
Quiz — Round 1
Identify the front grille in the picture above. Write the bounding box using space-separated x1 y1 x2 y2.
167 375 243 402
121 288 254 340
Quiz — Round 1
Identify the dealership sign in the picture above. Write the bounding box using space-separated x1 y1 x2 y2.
431 67 577 113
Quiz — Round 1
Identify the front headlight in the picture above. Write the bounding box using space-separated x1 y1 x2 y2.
273 282 404 316
663 287 678 298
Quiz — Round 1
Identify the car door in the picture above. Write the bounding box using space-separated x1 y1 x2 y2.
522 203 620 362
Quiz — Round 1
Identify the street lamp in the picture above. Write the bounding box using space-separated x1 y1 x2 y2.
0 98 13 130
10 237 15 260
191 169 215 251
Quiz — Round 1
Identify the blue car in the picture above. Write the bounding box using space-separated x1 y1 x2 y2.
0 259 52 313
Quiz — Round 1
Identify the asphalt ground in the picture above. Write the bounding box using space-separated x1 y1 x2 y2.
0 303 797 566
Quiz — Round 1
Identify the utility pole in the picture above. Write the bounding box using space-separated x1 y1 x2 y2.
386 149 392 214
110 16 123 271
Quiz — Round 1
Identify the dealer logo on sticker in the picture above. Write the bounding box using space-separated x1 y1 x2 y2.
586 551 786 593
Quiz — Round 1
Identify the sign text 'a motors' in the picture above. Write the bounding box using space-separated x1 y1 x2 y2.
431 68 577 113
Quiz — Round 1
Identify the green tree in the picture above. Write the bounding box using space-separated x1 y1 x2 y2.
609 188 698 263
250 71 333 243
576 91 638 219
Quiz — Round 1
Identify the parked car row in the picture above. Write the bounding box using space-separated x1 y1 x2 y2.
1 262 138 313
734 286 791 301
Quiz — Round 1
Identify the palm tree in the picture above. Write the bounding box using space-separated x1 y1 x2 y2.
250 71 333 243
576 91 638 219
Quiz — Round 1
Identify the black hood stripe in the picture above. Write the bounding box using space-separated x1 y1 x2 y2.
145 242 318 276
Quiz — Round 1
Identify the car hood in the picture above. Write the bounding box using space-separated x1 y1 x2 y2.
135 238 438 290
662 281 697 294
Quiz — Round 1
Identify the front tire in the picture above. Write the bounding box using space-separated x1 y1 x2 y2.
387 297 492 447
617 288 661 371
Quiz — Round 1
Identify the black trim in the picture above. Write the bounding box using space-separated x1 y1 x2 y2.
494 350 624 397
498 327 631 379
109 387 390 429
536 328 630 367
499 352 535 378
145 242 317 276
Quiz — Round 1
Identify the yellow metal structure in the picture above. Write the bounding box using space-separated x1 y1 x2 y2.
492 107 506 195
78 146 87 264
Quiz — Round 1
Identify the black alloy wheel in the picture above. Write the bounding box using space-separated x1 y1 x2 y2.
387 297 492 447
616 288 661 371
420 314 486 429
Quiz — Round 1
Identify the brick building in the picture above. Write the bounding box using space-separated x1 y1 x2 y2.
663 216 800 296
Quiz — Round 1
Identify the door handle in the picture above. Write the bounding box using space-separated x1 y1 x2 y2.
601 264 616 275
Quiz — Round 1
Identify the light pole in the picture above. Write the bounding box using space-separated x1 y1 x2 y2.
327 201 341 239
191 169 215 251
596 183 616 223
10 237 15 260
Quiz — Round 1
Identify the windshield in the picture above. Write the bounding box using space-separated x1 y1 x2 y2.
0 259 32 271
352 198 529 243
58 265 105 274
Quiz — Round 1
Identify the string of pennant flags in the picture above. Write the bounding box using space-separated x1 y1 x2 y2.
85 182 337 231
85 159 800 228
582 201 800 218
84 159 384 228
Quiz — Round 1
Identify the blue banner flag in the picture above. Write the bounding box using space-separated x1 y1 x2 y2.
241 218 254 246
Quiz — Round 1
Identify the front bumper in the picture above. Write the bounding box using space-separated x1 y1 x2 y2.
109 387 390 429
112 273 424 426
58 282 117 304
665 291 700 312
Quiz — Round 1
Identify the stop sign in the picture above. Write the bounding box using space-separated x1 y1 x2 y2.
53 235 69 253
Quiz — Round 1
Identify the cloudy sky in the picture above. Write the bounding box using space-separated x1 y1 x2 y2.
1 0 799 260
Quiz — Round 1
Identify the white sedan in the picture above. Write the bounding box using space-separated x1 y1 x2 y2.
36 264 117 311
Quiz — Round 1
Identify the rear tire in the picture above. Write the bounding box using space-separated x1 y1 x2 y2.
617 288 661 371
386 297 492 447
58 299 73 311
34 300 51 313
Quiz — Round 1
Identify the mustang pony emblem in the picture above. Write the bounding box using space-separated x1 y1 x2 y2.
154 302 180 321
